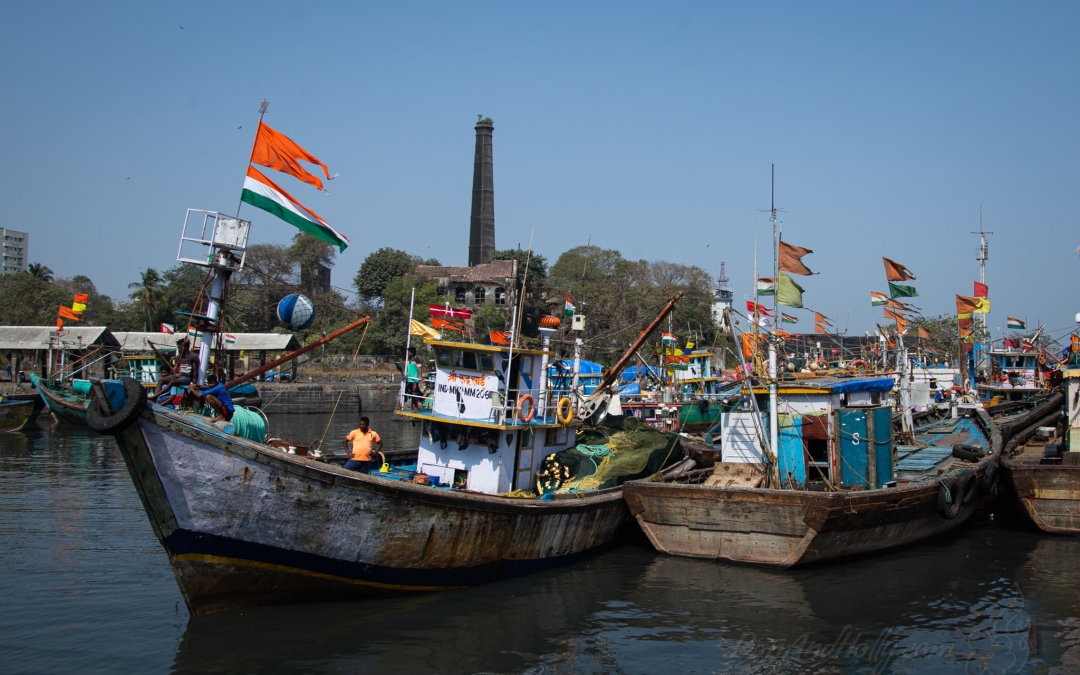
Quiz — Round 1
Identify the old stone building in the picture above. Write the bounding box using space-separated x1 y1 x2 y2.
412 260 518 312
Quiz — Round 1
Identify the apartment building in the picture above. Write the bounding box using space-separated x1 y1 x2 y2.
1 229 28 274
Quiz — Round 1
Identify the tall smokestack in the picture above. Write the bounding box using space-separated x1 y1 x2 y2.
468 116 495 267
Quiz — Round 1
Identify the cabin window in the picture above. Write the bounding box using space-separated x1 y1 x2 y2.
474 286 486 304
494 286 507 305
436 348 495 372
544 427 566 446
460 351 478 370
455 287 467 303
519 429 534 449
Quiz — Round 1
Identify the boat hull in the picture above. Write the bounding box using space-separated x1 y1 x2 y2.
114 407 630 615
1000 462 1080 534
623 407 1003 567
0 399 34 432
993 394 1077 535
30 375 88 425
623 467 991 567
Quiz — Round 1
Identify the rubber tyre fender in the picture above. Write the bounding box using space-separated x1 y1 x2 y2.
86 378 147 434
952 443 985 462
955 468 979 504
981 461 999 496
937 474 961 519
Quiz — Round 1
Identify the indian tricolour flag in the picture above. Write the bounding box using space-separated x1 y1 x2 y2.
564 294 575 316
224 334 237 346
661 333 677 343
1006 317 1025 330
756 278 775 296
241 166 350 252
871 291 888 306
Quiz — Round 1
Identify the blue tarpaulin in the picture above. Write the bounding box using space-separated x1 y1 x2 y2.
620 364 662 382
617 382 641 395
828 378 894 394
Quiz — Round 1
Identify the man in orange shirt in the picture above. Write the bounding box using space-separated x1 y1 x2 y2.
343 416 383 473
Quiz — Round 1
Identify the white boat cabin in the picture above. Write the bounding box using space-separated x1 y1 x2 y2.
398 339 579 495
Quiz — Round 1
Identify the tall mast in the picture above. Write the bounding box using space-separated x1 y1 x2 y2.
970 206 993 328
237 99 269 217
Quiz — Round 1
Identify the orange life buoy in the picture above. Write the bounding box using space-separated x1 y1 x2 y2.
518 394 535 423
556 397 574 425
849 359 868 374
817 358 828 370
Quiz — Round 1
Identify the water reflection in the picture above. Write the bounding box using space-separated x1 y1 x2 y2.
3 420 1080 675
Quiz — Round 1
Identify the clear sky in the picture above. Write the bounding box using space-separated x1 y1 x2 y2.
2 1 1077 340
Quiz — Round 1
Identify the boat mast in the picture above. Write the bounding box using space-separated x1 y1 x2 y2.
768 165 779 476
970 206 993 329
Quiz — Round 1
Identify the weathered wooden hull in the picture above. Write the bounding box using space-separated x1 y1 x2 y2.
624 467 992 567
0 399 34 432
113 406 630 615
998 394 1078 535
30 375 88 425
623 408 1002 567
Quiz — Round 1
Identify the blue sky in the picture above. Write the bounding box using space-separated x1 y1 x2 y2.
2 1 1077 339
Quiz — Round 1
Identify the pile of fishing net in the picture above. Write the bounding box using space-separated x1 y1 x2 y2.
535 416 684 494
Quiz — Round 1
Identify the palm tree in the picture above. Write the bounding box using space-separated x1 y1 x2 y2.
129 268 167 330
26 262 53 282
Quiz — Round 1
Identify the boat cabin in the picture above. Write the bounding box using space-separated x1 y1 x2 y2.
1064 369 1080 454
397 339 579 495
720 377 895 490
978 348 1041 400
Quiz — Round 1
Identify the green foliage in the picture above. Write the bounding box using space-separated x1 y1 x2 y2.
27 262 53 282
549 246 715 364
909 313 989 366
362 278 439 355
354 248 417 303
471 303 507 336
128 268 167 330
0 273 69 324
490 248 549 334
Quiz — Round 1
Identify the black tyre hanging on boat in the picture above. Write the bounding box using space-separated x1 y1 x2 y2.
956 468 979 504
981 462 999 496
937 474 962 519
86 378 147 434
951 444 985 462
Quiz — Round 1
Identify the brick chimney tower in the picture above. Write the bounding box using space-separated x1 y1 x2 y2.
468 116 495 266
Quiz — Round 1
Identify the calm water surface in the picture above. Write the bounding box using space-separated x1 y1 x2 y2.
2 412 1079 675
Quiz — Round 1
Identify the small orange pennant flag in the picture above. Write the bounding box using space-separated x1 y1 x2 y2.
778 240 814 276
883 258 916 282
58 306 83 321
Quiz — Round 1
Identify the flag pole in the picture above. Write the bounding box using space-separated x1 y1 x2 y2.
237 99 269 217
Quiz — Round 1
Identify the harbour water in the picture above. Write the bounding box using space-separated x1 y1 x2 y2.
2 412 1079 675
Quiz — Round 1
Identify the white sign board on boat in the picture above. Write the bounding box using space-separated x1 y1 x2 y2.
432 368 501 422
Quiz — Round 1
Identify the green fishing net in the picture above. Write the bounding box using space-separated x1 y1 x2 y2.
535 416 685 494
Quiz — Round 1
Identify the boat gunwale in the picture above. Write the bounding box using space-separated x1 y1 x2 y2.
146 404 628 515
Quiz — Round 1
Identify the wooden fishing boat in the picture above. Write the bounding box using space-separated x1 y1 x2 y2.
0 398 36 432
623 374 1010 567
30 374 89 424
998 383 1077 534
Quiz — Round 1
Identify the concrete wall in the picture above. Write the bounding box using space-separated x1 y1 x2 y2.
257 382 399 414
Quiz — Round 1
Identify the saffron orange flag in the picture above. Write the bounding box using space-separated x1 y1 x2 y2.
814 312 832 327
778 240 814 276
814 323 828 334
58 306 82 321
250 121 332 191
883 258 916 282
917 326 930 339
956 295 979 317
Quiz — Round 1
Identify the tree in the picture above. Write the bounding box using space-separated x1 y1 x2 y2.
0 273 69 324
128 268 167 330
490 249 549 336
363 278 439 355
26 263 53 282
354 248 416 303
